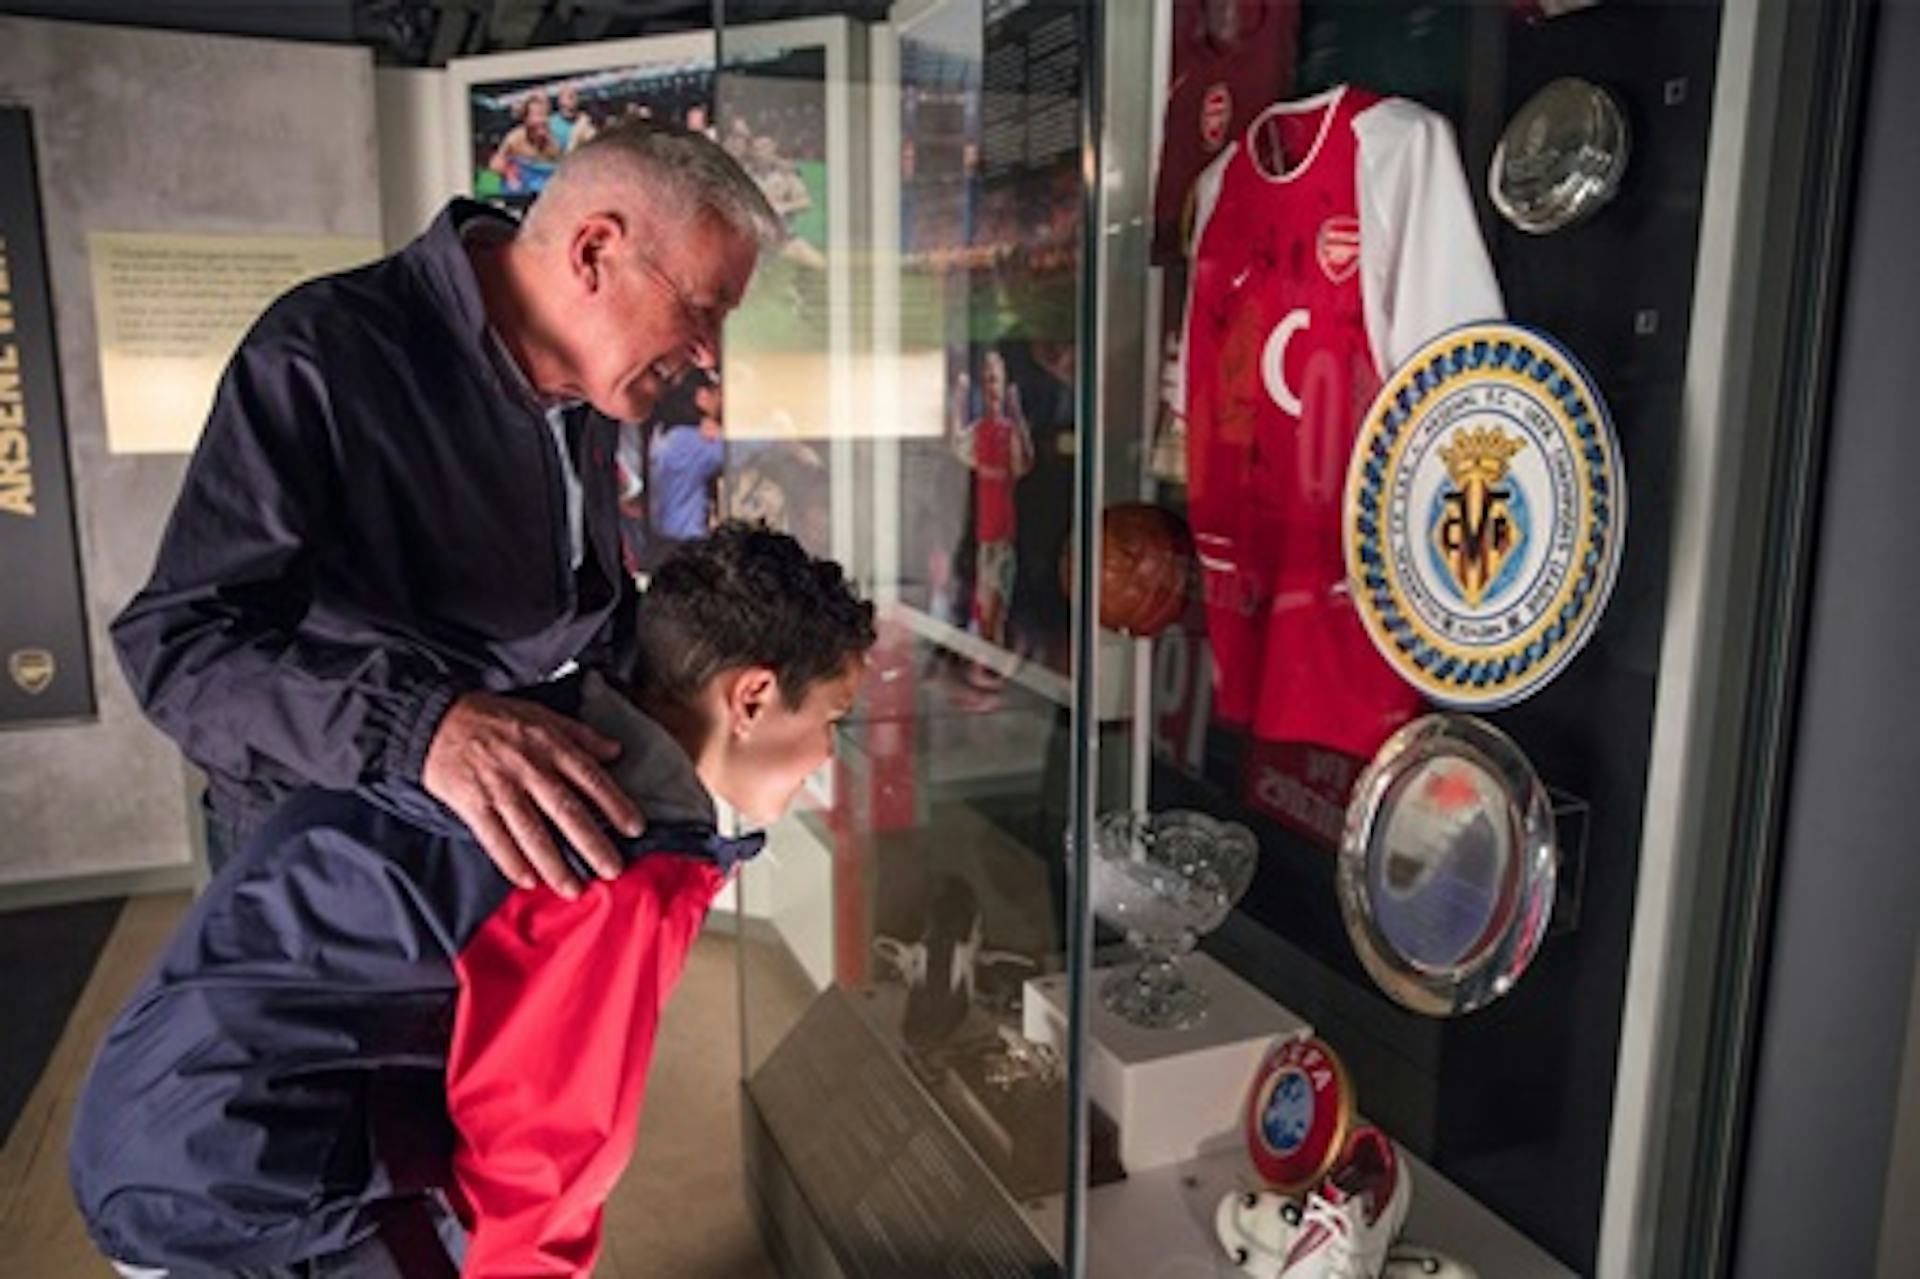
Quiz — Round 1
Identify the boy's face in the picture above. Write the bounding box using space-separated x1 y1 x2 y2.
719 657 863 824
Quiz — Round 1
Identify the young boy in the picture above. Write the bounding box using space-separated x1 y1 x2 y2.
70 523 874 1278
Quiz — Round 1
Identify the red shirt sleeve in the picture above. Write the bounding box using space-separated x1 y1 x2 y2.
446 854 725 1278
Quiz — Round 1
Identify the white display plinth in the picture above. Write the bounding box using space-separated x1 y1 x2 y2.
1022 953 1310 1172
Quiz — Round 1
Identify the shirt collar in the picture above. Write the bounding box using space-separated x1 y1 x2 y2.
410 198 515 348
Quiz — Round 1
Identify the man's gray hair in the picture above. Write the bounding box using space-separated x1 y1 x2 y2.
525 120 782 250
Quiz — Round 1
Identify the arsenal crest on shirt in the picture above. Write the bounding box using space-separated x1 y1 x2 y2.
1153 0 1301 264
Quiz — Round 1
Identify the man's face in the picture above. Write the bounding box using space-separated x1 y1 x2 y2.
558 87 581 118
728 659 862 824
571 211 758 423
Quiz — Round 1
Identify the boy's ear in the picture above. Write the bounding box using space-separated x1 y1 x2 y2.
728 667 781 738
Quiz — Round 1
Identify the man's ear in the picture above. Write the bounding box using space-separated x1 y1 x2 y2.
727 667 780 739
569 211 628 292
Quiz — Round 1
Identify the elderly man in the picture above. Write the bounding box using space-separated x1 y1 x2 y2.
112 122 779 897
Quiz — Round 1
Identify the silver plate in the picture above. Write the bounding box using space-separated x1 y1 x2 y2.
1338 714 1557 1016
1490 78 1630 234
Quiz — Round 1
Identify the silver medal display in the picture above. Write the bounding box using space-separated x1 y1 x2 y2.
1338 714 1557 1017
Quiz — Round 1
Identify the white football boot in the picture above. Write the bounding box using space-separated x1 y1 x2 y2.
1277 1126 1412 1279
1215 1188 1305 1277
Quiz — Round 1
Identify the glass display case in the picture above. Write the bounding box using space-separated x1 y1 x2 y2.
700 3 1843 1275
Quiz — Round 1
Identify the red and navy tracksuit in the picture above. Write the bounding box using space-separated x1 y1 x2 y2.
69 675 760 1277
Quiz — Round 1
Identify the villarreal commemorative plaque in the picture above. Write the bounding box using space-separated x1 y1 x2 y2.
1344 322 1625 708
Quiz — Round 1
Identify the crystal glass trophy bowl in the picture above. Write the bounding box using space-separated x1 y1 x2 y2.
1088 809 1259 1030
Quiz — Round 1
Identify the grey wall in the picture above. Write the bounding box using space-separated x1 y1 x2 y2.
0 18 380 891
373 67 457 252
1730 1 1920 1274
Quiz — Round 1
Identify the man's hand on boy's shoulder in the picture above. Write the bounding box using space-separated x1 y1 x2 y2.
423 692 644 898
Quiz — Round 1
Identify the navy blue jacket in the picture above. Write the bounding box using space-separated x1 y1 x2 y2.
70 676 761 1275
110 200 636 840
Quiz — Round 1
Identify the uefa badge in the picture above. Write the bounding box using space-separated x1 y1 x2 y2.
1344 322 1625 708
1244 1036 1354 1194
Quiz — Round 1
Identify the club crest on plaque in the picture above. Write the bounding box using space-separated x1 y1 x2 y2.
1433 426 1528 609
1344 322 1625 709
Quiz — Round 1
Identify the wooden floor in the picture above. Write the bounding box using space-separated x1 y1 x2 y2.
0 893 785 1278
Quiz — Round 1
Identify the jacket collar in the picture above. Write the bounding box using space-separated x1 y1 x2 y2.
577 671 716 827
408 199 514 343
404 199 545 413
577 672 765 871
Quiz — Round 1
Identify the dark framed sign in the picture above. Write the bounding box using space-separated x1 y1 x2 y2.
0 106 94 726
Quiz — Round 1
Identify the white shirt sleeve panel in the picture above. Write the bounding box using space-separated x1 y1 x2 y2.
1354 99 1506 378
1175 143 1238 416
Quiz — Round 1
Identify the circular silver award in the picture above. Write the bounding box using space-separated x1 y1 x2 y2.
1490 78 1630 234
1338 715 1557 1016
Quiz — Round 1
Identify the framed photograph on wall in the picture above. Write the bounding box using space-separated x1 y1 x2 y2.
867 0 1107 713
873 0 983 639
714 16 863 569
445 34 717 210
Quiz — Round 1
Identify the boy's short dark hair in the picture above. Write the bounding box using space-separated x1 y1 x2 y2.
633 521 876 708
